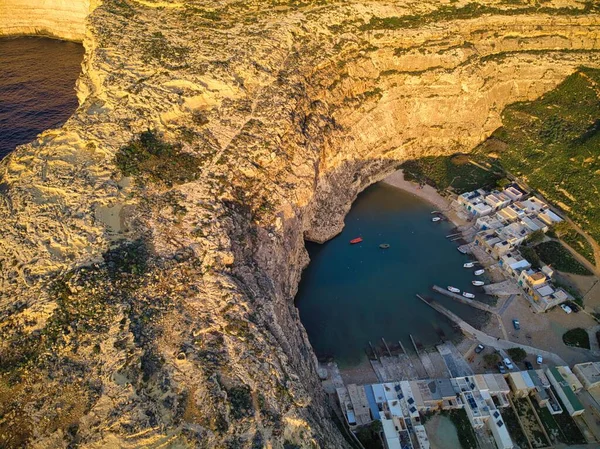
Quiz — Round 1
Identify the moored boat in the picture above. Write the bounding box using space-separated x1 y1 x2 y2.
463 262 474 268
350 237 363 244
472 280 485 286
431 217 441 222
462 292 475 299
474 269 485 276
447 286 460 293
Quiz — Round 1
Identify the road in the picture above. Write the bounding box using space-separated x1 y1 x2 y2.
417 294 568 366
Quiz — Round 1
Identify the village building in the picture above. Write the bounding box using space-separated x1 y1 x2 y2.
499 251 531 278
502 185 525 202
573 362 600 390
546 367 585 417
476 214 506 231
458 189 494 217
484 191 512 211
538 209 563 226
516 197 547 213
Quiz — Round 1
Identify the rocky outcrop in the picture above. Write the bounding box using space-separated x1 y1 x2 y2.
1 1 600 448
0 0 95 41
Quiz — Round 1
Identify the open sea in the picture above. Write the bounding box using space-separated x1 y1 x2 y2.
0 37 83 158
296 183 489 367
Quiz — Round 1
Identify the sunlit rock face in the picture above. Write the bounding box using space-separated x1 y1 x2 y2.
0 0 96 41
0 1 599 448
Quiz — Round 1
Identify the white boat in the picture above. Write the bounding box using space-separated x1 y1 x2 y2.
431 217 441 222
463 262 474 268
472 280 485 286
462 292 476 299
474 269 485 276
447 286 461 293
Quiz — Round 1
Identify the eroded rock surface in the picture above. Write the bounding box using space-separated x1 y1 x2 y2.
1 1 600 448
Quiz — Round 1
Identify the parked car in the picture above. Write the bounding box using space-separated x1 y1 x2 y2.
524 361 533 370
512 319 520 330
497 362 507 374
475 344 485 354
537 355 543 365
561 304 573 314
503 358 514 370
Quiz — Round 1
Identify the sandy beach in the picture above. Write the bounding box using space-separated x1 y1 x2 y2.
382 170 469 227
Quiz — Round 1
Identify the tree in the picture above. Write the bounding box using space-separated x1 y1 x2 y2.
525 229 545 245
507 347 527 363
483 352 500 367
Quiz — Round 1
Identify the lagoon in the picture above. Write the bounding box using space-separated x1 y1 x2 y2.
296 182 487 367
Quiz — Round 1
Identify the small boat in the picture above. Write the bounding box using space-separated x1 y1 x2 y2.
462 292 476 299
432 217 441 222
474 269 485 276
350 237 363 244
472 280 485 286
447 286 460 293
379 243 390 249
463 262 474 268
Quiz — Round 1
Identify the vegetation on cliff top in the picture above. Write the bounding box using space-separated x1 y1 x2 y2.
403 67 600 264
115 130 201 187
360 2 600 31
478 67 600 244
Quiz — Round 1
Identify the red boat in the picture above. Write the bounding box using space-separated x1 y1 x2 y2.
350 237 363 244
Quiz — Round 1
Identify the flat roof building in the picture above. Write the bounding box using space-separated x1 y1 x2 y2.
346 384 372 426
546 367 585 417
574 362 600 390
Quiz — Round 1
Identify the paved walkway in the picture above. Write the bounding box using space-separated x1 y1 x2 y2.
417 294 568 366
498 294 517 315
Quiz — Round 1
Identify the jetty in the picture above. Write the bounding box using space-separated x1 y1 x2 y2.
431 285 495 314
415 294 567 366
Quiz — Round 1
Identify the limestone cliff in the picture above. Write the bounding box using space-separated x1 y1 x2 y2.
1 1 600 448
0 0 95 41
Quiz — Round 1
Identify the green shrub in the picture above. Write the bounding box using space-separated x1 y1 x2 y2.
562 328 590 349
227 385 254 419
115 130 201 187
534 241 592 276
507 347 526 363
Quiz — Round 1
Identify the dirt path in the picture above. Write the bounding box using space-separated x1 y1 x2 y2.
561 217 600 274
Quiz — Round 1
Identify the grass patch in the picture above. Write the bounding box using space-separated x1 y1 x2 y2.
562 327 590 349
550 394 587 444
441 409 477 449
560 228 595 265
401 154 502 193
115 130 201 187
500 406 529 449
533 241 592 276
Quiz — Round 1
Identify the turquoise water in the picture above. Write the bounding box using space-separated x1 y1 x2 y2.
296 183 487 367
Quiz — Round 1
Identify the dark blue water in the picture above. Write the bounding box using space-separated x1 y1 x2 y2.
0 37 84 158
296 183 487 367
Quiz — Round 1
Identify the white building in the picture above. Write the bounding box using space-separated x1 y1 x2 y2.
503 185 524 202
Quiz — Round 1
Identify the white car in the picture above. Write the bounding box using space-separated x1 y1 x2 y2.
561 304 572 314
503 358 514 370
537 355 543 365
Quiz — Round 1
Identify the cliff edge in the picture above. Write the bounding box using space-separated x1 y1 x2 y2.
1 1 600 448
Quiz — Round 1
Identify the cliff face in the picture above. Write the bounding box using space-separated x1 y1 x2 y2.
1 1 600 448
0 0 95 41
